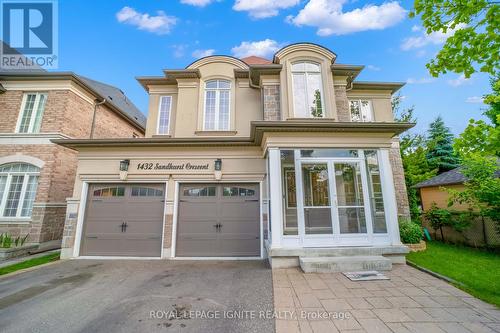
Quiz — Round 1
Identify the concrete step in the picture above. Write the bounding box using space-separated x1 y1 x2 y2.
299 255 392 273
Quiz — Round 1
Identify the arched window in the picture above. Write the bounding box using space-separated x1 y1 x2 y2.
0 163 40 218
291 62 324 118
204 79 230 130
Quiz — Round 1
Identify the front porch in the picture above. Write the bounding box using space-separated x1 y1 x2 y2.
265 147 408 271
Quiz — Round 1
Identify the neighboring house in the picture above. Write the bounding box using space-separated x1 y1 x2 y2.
0 71 146 249
414 168 470 211
55 43 413 270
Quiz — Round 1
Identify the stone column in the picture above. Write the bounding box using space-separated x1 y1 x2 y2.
60 198 80 259
333 84 351 122
389 139 411 219
263 85 281 120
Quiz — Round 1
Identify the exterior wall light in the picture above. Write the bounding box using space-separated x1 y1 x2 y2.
119 159 130 180
214 159 222 180
119 159 130 172
214 159 222 171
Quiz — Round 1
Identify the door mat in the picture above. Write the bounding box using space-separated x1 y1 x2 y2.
342 271 389 281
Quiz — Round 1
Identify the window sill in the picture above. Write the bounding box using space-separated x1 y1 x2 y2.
151 134 172 138
194 131 238 136
285 117 336 121
0 218 31 224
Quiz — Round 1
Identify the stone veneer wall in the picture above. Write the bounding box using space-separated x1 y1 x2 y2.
263 85 281 120
389 140 411 219
334 84 351 121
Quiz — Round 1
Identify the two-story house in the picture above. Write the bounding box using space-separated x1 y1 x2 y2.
55 43 413 271
0 71 146 250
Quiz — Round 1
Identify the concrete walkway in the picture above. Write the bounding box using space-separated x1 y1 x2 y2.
273 264 500 333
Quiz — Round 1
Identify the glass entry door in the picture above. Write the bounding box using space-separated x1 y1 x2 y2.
298 159 373 247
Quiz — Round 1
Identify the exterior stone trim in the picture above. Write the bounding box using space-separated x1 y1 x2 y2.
334 84 350 122
389 139 411 219
263 85 281 121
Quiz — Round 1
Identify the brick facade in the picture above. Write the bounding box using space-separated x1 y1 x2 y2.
0 82 145 246
263 85 281 121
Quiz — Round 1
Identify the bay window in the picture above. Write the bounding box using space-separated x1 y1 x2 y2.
291 62 324 118
204 79 230 131
16 93 48 133
0 163 40 219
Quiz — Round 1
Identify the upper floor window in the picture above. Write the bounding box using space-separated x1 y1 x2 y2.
0 163 40 218
291 62 324 118
157 96 172 135
204 79 230 131
349 100 373 122
16 93 48 133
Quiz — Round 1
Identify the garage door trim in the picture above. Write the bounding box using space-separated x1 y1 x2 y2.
171 180 263 259
73 181 168 259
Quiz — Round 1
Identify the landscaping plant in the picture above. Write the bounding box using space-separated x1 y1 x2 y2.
0 233 30 248
399 219 424 244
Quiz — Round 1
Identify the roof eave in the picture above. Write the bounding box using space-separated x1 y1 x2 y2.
351 81 406 94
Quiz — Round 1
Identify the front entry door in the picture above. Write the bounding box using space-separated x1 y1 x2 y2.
298 160 373 247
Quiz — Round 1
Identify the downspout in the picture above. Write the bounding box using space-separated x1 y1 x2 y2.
89 98 106 139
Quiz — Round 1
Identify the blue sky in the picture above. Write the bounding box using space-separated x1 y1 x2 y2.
55 0 491 135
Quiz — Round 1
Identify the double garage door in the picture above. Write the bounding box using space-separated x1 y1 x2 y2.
80 183 260 258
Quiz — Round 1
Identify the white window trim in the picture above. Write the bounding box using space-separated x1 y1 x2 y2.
156 96 172 135
349 99 374 122
0 167 40 219
15 92 48 133
291 62 325 118
203 80 231 131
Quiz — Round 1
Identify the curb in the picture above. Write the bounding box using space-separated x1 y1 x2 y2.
406 260 465 287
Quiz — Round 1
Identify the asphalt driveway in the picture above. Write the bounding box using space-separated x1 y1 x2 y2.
0 259 274 333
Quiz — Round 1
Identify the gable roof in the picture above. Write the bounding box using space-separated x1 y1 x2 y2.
414 167 500 188
0 71 146 130
77 75 146 128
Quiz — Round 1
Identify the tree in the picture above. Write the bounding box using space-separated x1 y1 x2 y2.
454 76 500 157
426 116 460 173
392 94 437 217
310 89 323 118
410 0 500 78
448 155 500 234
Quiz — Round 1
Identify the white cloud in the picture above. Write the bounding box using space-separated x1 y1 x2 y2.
116 7 177 34
411 25 421 32
366 64 381 71
233 0 300 19
287 0 406 36
181 0 215 7
401 23 466 50
172 44 187 58
465 96 484 104
231 39 283 58
192 48 216 58
406 77 435 84
447 74 470 87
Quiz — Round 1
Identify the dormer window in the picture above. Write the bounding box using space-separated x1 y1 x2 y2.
349 100 373 122
291 62 324 118
204 79 230 131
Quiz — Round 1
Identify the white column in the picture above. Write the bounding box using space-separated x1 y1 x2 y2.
268 148 283 248
379 149 402 245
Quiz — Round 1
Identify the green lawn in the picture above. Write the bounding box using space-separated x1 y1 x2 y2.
0 252 60 276
407 241 500 307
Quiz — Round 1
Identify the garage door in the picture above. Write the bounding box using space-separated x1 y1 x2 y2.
176 183 260 257
80 184 165 257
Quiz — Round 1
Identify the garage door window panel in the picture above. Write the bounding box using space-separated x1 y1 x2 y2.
131 187 163 197
93 187 125 197
183 186 216 197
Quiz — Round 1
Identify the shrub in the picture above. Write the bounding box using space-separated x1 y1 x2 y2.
399 219 423 244
0 233 29 248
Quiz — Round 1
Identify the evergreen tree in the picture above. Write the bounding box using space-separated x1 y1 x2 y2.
426 116 460 173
